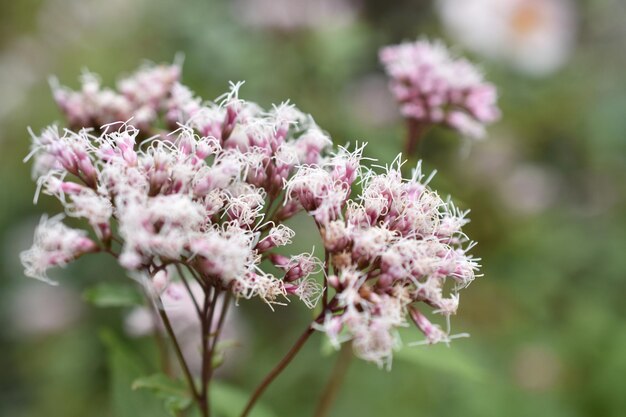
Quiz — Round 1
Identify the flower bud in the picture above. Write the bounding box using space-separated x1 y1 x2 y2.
152 270 170 294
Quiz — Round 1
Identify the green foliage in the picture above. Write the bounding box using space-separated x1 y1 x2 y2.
132 374 193 416
211 340 239 369
131 373 279 417
395 343 488 383
211 381 277 417
83 282 143 308
100 330 169 417
102 331 277 417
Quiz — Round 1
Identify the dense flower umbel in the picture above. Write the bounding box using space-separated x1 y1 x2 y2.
22 61 481 372
51 62 181 131
288 155 480 368
23 65 332 309
380 39 500 139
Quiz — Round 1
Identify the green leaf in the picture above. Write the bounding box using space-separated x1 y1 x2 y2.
395 335 489 383
319 336 339 357
100 329 169 417
133 373 193 415
83 282 143 307
211 381 277 417
211 339 239 369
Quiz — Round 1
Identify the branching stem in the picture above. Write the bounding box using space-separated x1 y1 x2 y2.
239 303 333 417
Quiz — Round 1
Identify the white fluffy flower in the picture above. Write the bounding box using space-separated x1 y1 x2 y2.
118 194 207 268
20 216 97 283
437 0 577 76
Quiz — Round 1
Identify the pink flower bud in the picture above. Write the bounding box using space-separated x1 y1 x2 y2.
152 270 169 294
268 253 290 268
409 307 447 344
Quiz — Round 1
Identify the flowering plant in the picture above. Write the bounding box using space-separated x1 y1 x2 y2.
21 40 494 417
380 39 500 154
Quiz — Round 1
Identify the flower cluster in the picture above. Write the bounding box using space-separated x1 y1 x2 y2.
22 60 481 372
380 39 500 139
51 62 181 131
23 64 333 309
20 215 98 285
288 155 480 368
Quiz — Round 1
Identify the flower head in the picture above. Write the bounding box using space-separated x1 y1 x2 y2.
20 215 97 284
23 59 483 374
24 63 331 311
380 39 500 139
308 155 480 367
436 0 576 76
51 62 181 131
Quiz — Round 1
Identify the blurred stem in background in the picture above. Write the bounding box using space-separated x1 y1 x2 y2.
404 118 429 158
313 343 353 417
158 306 202 407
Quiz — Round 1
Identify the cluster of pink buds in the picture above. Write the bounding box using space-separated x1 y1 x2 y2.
22 64 337 310
22 58 482 379
380 39 500 139
51 62 181 131
19 43 493 415
288 155 480 368
20 215 98 285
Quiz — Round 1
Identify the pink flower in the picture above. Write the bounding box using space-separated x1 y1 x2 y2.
23 60 483 374
380 39 500 139
20 215 97 283
309 155 480 366
51 62 181 131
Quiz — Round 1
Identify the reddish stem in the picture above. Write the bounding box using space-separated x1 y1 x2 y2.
404 118 428 157
239 317 322 417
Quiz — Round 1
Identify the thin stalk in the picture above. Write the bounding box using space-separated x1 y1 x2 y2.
240 295 338 417
202 287 221 414
211 293 232 353
312 343 352 417
143 291 172 376
199 287 220 417
185 263 209 292
322 248 330 309
404 118 428 157
154 324 172 376
157 306 201 403
175 263 202 319
205 292 231 412
239 325 317 417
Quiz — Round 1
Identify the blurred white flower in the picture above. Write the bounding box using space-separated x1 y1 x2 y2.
436 0 577 76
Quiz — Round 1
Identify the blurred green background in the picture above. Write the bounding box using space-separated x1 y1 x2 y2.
1 0 626 416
